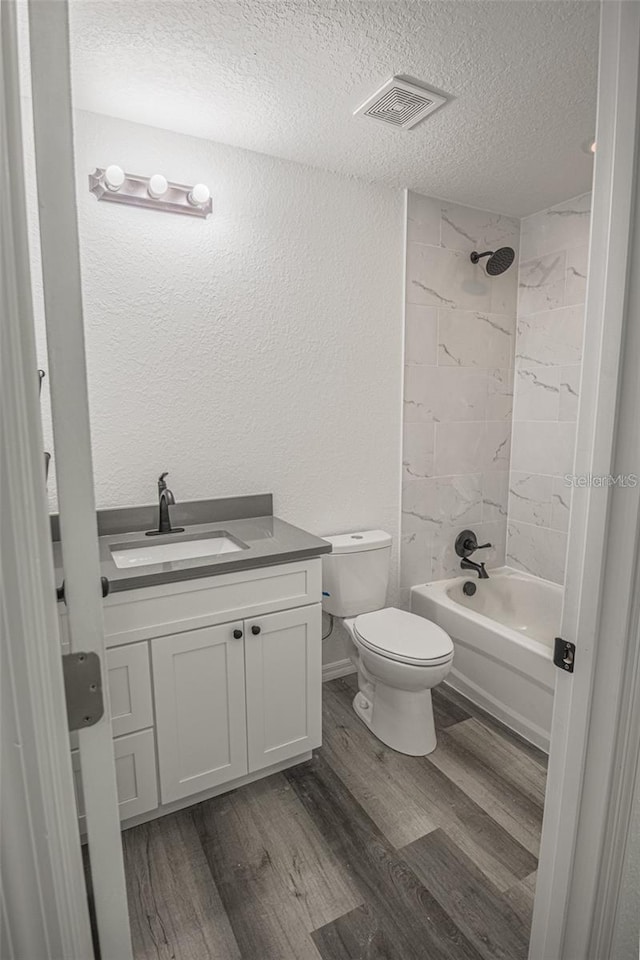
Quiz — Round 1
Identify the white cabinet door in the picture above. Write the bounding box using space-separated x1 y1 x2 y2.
245 604 322 771
72 729 158 827
152 622 248 803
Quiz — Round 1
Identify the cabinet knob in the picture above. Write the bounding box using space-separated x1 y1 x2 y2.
251 625 261 635
233 629 243 639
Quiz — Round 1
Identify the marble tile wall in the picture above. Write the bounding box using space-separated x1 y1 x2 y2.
401 192 519 599
506 193 591 584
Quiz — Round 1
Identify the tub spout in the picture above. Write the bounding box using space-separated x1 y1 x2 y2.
460 557 490 579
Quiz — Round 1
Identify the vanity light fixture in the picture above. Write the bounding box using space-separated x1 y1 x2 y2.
88 167 213 218
188 183 211 207
104 164 125 191
147 173 169 199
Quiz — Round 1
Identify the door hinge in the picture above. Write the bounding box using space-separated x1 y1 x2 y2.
62 652 105 730
553 637 576 674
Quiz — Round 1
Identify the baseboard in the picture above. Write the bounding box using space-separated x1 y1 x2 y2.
322 658 356 682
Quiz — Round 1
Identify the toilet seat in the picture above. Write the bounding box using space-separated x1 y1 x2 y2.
354 607 454 667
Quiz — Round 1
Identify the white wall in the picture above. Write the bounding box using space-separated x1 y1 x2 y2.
30 111 404 604
400 191 519 599
507 193 591 584
24 110 405 666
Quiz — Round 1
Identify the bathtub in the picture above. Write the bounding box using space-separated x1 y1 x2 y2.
410 567 561 751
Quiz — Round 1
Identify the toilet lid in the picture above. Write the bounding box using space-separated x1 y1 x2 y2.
354 607 453 665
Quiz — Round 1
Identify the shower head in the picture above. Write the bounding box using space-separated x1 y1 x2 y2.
470 247 515 276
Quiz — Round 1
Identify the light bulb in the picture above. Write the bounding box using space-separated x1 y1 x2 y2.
187 183 210 206
104 164 125 191
148 174 168 199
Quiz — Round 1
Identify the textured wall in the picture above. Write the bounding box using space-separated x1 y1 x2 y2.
400 191 519 598
506 193 591 584
29 110 405 660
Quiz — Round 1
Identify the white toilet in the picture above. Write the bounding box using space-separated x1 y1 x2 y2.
322 530 454 756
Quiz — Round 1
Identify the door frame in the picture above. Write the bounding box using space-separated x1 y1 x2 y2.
4 0 640 956
529 3 640 957
25 1 134 957
0 2 93 956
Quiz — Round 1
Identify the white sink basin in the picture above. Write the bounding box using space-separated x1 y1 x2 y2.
110 532 247 569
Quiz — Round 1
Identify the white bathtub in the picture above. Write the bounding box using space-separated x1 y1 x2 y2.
410 566 561 751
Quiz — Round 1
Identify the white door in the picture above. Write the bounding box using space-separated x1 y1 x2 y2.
529 4 640 958
22 2 134 958
152 622 248 802
2 3 96 957
245 604 323 771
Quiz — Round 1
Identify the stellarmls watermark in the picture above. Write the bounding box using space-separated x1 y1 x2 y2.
564 474 639 488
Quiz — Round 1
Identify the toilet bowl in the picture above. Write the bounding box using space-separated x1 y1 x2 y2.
343 607 453 755
322 530 454 756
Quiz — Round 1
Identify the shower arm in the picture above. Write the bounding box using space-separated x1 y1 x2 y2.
470 251 493 264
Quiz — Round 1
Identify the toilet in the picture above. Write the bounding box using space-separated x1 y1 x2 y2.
322 530 453 756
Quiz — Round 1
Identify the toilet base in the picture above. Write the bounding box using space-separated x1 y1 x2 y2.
352 684 437 756
339 615 448 756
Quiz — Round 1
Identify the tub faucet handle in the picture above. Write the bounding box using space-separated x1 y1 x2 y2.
455 529 491 558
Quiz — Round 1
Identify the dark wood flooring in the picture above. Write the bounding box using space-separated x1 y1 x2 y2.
122 677 547 960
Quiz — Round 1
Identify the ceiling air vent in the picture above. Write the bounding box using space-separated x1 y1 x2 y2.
353 76 447 130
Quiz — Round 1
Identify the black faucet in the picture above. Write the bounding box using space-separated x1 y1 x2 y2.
460 556 490 579
146 472 184 537
455 529 492 579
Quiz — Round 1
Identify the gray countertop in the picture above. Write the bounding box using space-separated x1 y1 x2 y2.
52 494 331 597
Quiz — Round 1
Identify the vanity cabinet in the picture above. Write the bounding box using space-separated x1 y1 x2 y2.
61 558 323 829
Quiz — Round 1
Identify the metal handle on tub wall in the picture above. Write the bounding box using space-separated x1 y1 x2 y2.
455 529 492 559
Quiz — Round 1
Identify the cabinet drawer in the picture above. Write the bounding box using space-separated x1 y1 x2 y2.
105 641 153 738
102 559 321 647
68 640 152 747
72 728 158 826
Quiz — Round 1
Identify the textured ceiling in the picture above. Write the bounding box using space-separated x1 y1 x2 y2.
68 0 599 216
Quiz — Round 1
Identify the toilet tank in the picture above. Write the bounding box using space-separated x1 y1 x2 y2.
322 530 392 617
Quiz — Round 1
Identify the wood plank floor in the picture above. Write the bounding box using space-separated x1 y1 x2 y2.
120 677 546 960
